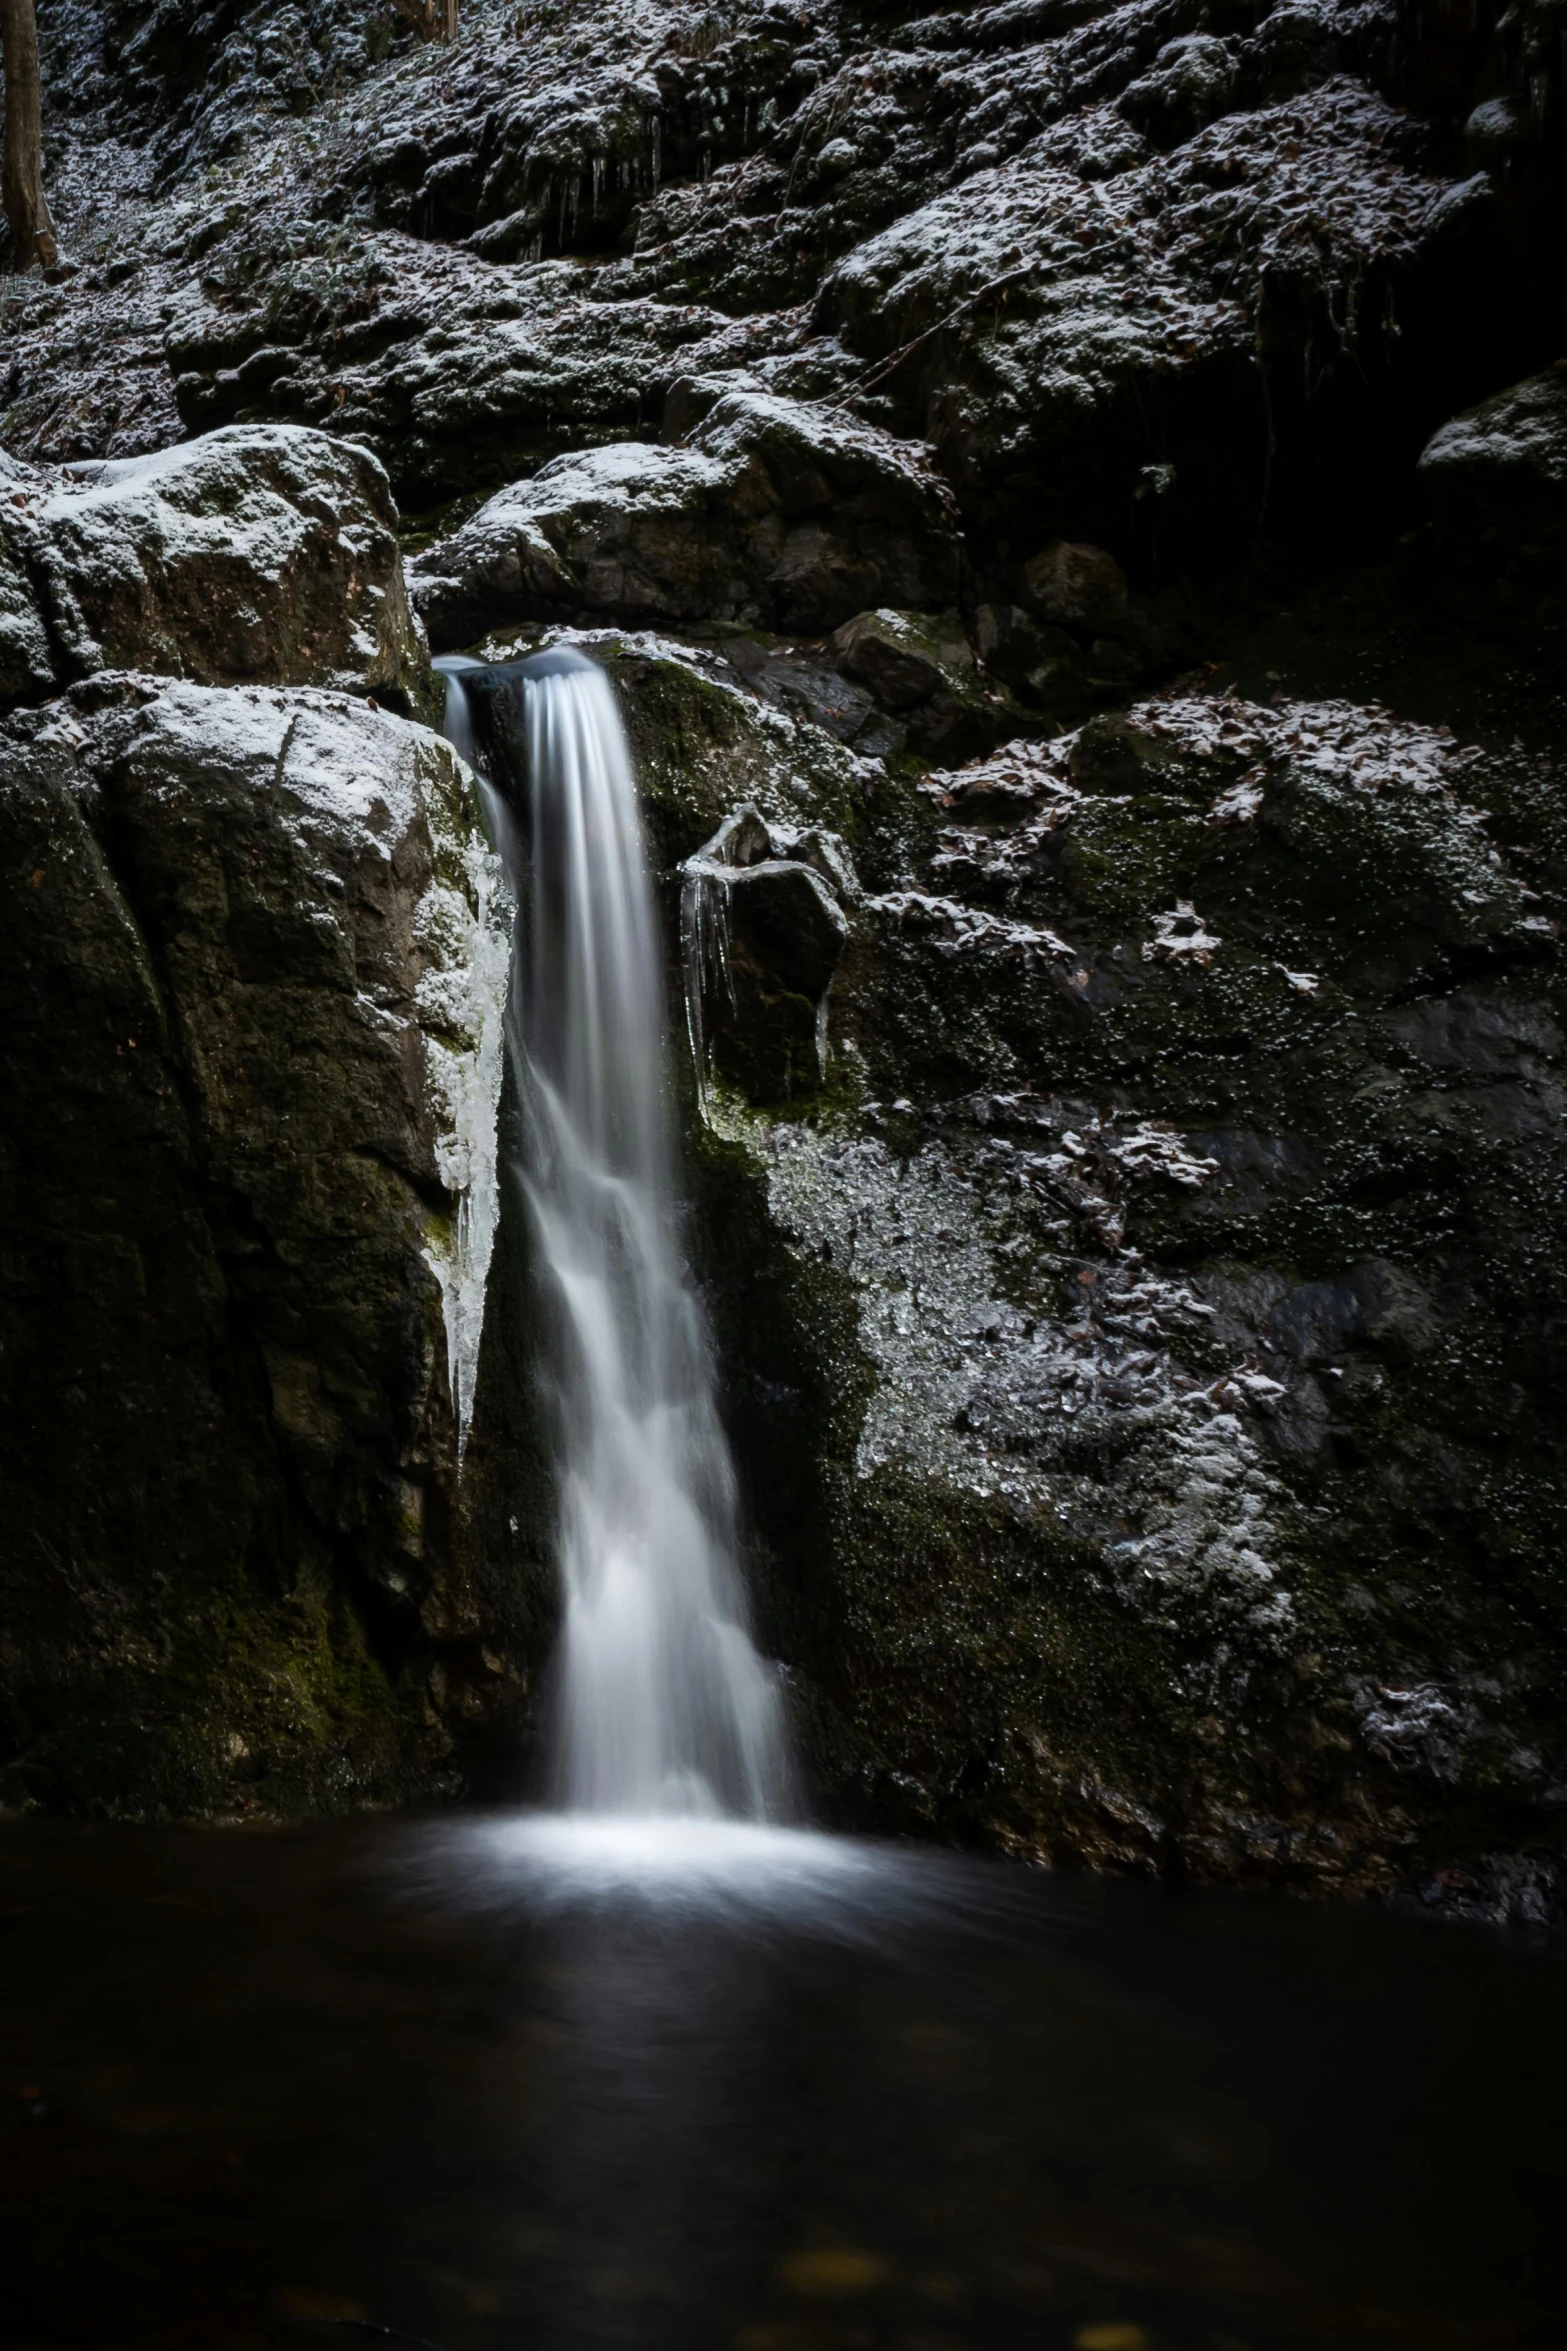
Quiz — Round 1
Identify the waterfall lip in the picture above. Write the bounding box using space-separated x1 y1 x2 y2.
436 645 608 808
433 646 601 685
511 644 601 679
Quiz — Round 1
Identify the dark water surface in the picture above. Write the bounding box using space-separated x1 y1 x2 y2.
0 1814 1560 2351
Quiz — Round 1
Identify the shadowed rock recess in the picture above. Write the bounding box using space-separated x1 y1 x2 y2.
2 0 1564 1916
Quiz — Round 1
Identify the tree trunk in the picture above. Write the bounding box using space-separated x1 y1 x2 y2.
388 0 457 40
1 0 57 272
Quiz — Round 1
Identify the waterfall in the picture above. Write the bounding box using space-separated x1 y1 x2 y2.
437 649 794 1824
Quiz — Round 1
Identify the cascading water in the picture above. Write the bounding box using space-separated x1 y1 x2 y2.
437 649 794 1826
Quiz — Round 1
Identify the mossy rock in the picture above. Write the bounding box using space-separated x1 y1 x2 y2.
673 691 1567 1904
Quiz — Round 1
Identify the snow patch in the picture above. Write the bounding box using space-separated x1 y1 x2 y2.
416 775 512 1458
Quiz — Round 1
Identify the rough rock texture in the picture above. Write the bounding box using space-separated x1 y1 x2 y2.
408 384 961 647
1420 364 1567 563
0 671 550 1816
11 0 1562 539
677 690 1567 1903
828 605 1021 757
419 615 1567 1909
0 424 425 710
2 0 1565 1907
681 803 854 1105
454 616 878 871
0 387 566 1820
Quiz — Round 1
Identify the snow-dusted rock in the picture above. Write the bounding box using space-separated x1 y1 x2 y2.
5 0 1565 1899
0 486 55 707
0 674 514 1816
1118 34 1239 144
1419 365 1567 560
409 384 961 648
0 425 424 711
829 607 973 711
817 81 1451 541
693 682 1565 1893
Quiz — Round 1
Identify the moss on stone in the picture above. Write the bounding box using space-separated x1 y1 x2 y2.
663 682 1567 1901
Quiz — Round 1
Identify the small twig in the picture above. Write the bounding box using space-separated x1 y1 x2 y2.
828 254 1065 412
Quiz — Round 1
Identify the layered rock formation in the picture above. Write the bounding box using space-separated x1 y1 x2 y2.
2 0 1564 1915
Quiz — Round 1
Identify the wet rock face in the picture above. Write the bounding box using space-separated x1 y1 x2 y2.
0 676 535 1819
681 804 855 1105
684 689 1567 1901
0 425 424 710
0 380 555 1818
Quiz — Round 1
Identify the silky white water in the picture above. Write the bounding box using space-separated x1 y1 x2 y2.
437 650 794 1827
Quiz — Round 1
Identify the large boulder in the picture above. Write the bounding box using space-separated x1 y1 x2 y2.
408 384 962 648
826 606 1022 758
0 674 528 1818
0 425 425 712
1419 364 1567 561
681 805 854 1106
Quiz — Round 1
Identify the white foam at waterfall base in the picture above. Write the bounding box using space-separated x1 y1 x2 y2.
437 648 796 1834
405 1807 1056 1941
453 1813 872 1920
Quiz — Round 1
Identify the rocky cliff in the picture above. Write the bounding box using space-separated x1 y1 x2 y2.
0 428 549 1813
2 0 1564 1917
